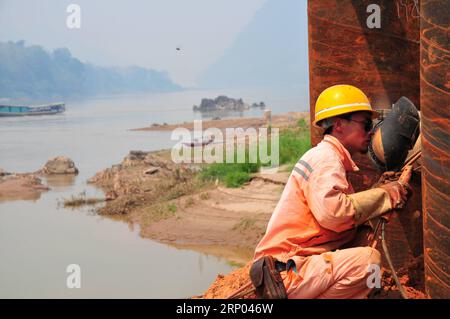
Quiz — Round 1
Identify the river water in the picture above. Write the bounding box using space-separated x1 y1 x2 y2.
0 89 306 298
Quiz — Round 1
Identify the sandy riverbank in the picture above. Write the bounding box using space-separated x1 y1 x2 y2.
0 156 78 203
0 173 49 202
88 112 308 264
79 111 427 298
88 147 289 270
1 109 428 299
132 112 309 132
88 146 427 299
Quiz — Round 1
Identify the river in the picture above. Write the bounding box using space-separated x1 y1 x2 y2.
0 89 306 298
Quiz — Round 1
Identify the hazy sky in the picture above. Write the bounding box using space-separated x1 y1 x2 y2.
0 0 270 86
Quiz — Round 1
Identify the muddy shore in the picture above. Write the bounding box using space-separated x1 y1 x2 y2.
88 111 427 298
132 112 307 132
0 156 78 203
88 113 308 264
0 173 49 202
3 110 426 298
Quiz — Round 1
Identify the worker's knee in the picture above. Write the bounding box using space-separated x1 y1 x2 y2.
348 246 381 271
363 247 381 267
352 247 381 286
347 246 380 264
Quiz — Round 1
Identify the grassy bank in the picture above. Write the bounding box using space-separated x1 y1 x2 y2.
201 119 311 187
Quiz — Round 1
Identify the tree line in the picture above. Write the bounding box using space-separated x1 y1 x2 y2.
0 41 182 100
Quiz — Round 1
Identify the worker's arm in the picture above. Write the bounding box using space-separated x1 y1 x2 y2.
349 166 411 224
347 187 392 224
300 161 358 233
299 160 405 232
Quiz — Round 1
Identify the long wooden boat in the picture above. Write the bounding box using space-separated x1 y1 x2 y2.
0 103 65 116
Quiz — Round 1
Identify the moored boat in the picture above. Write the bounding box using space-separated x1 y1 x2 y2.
0 103 65 116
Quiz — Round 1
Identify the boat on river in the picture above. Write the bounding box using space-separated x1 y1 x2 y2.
0 103 65 116
182 135 215 147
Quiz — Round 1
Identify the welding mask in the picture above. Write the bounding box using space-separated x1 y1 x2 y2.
368 97 420 172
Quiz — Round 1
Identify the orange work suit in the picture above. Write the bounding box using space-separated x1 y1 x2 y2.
254 134 385 299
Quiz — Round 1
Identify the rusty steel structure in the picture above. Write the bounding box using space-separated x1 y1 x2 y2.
307 0 421 206
307 0 448 298
420 0 450 299
308 0 421 148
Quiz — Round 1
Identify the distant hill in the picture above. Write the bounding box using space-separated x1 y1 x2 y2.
198 0 308 91
0 41 182 100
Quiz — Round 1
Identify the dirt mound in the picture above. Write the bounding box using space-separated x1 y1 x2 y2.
88 149 286 260
199 262 256 299
88 150 196 212
373 255 428 299
200 255 428 299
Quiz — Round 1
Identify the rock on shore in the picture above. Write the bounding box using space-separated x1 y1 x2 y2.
0 168 10 177
193 95 263 112
39 156 79 174
0 173 49 202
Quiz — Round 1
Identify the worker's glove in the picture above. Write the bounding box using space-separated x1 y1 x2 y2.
372 171 397 188
350 166 413 225
379 181 409 210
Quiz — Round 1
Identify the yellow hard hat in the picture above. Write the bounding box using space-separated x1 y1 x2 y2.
313 84 377 127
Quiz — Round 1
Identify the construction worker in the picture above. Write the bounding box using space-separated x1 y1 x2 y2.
253 84 410 299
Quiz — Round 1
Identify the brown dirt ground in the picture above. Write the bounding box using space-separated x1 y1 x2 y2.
90 148 428 299
198 255 428 299
0 174 49 202
139 179 285 263
89 113 427 299
89 112 305 261
89 148 288 265
197 262 256 299
132 112 309 132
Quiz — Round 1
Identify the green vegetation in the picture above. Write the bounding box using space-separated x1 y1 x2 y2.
167 203 177 213
62 191 104 208
0 41 182 99
233 217 257 231
297 118 308 130
162 178 200 201
200 121 311 188
227 260 246 268
140 203 178 226
225 171 252 188
200 160 260 188
279 129 311 166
